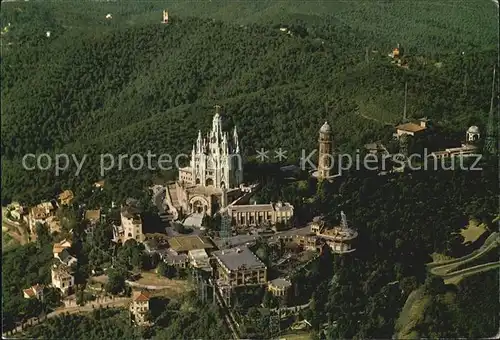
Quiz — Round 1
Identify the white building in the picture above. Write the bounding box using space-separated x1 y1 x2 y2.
51 264 74 296
178 107 243 191
114 199 144 243
130 290 151 326
163 107 250 217
466 125 480 143
227 202 294 227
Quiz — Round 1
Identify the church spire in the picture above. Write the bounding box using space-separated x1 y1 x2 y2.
196 130 202 153
233 126 239 153
212 105 223 142
222 133 228 154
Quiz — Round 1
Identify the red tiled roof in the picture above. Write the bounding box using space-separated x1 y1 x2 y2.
132 290 150 302
23 288 36 297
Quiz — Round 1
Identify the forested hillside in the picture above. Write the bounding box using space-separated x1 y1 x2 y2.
1 1 498 338
1 0 498 204
253 164 499 338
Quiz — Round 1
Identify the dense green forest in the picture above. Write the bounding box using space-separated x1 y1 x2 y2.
0 0 498 204
1 1 498 338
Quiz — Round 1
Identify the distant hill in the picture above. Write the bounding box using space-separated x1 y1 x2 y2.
0 0 497 203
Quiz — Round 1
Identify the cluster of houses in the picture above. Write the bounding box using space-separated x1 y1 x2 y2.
365 117 482 159
8 184 106 239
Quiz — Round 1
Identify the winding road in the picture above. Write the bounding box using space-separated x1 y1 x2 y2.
428 233 499 283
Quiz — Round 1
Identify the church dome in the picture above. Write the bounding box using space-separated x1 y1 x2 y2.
320 121 331 134
467 125 479 134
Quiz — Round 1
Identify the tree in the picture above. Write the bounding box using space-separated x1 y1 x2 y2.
105 269 126 295
262 290 273 308
157 261 176 279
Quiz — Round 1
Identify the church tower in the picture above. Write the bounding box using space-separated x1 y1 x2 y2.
317 122 333 179
179 105 243 190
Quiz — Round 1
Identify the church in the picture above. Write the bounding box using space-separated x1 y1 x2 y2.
178 106 243 190
162 106 251 218
157 106 294 227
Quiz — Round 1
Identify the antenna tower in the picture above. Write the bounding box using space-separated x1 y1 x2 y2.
219 210 232 249
485 66 497 155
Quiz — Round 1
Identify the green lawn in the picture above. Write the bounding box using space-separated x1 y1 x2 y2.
460 220 487 244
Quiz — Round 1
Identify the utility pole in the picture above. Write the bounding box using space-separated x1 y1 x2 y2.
485 66 497 155
365 47 369 63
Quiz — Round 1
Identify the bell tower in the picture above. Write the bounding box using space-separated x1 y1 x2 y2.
318 122 333 179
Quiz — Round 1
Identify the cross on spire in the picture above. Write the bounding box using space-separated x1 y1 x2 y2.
214 104 221 114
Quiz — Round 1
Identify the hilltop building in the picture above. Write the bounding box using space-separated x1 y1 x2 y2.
178 106 242 190
309 213 358 254
394 118 428 138
266 213 358 254
268 278 292 297
227 202 294 227
113 198 144 243
23 284 44 300
312 122 336 180
213 246 267 288
160 106 253 218
51 264 74 296
163 249 189 269
130 290 151 326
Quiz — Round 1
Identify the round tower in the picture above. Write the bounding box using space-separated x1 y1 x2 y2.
318 122 333 179
466 125 480 144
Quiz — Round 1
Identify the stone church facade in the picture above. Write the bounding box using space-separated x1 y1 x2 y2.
164 107 247 217
178 108 243 190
